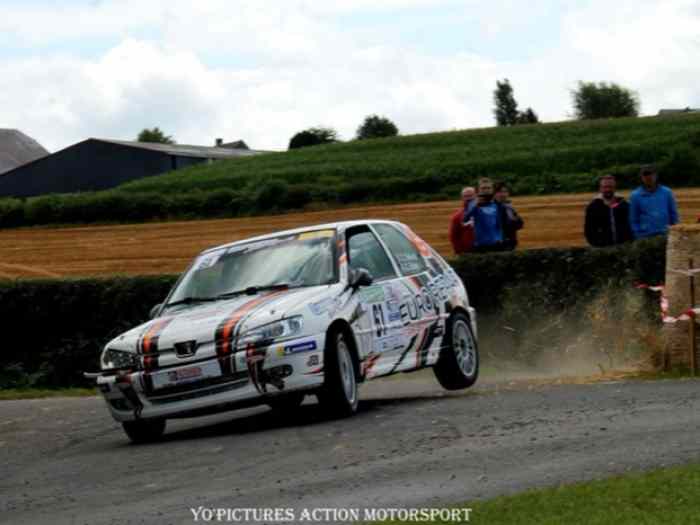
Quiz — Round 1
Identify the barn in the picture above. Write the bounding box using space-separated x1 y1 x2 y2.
0 129 49 175
0 138 266 198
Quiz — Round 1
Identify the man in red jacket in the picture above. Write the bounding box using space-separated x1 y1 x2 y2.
449 186 476 254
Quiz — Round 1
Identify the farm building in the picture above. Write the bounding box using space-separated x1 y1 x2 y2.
0 129 49 175
0 138 266 198
658 108 700 116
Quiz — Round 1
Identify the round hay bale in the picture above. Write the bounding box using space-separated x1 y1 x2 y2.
662 224 700 369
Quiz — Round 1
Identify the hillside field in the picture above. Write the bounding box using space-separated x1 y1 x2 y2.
1 113 699 228
1 189 698 279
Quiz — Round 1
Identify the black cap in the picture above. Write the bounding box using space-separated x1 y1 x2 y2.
640 164 657 176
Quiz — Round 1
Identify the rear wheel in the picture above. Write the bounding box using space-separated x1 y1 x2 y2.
433 312 479 390
317 330 359 417
122 418 166 444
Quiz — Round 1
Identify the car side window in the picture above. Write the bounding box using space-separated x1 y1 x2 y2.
346 228 397 281
373 224 428 276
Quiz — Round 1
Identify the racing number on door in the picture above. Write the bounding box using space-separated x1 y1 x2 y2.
373 303 387 338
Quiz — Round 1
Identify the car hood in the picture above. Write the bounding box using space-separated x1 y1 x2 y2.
106 285 337 353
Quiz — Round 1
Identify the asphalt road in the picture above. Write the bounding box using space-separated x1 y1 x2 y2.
2 373 700 525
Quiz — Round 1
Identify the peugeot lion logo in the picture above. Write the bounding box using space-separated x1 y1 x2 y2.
174 340 198 358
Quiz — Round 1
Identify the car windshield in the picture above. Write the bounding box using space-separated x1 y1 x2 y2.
166 229 337 306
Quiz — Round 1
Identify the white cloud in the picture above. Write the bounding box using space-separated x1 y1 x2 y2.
0 1 698 153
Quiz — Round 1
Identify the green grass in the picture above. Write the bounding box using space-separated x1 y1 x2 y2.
0 388 97 400
372 464 700 524
2 114 699 228
118 113 700 196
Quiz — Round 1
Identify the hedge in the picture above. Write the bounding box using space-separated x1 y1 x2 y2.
0 238 666 388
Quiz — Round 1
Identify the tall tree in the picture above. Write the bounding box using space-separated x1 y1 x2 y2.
356 115 399 140
493 79 520 126
572 81 640 120
137 127 175 144
288 127 338 150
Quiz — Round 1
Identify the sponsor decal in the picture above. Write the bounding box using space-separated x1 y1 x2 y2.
373 334 406 354
359 285 385 304
281 340 317 355
168 366 202 382
308 297 335 316
298 229 334 240
193 252 223 271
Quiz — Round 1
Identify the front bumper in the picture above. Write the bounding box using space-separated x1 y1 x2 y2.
95 334 326 422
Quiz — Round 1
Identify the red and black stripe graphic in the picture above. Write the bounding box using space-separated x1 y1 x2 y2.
337 238 347 266
246 343 268 393
138 317 174 372
361 354 381 377
214 291 287 376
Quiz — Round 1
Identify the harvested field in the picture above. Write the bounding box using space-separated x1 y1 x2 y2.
1 189 699 279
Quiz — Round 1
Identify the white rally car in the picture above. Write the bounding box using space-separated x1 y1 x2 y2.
89 220 478 443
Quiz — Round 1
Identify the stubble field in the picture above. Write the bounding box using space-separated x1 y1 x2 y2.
1 189 698 279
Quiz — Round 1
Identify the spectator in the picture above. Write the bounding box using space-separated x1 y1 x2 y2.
463 178 507 252
584 175 633 247
493 182 524 250
449 186 476 254
629 164 679 239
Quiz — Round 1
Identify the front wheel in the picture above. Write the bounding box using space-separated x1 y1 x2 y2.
317 330 359 417
433 312 479 390
122 418 166 444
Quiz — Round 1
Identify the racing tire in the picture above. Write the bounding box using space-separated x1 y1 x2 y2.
433 312 479 390
266 392 306 413
317 330 359 417
122 418 166 444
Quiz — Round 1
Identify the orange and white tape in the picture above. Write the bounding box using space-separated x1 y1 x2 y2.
635 283 700 324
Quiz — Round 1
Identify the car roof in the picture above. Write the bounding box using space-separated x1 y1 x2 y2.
200 219 405 255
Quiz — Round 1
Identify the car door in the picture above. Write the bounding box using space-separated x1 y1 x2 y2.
345 225 406 378
371 223 442 372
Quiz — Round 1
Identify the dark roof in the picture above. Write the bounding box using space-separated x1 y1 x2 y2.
221 140 249 150
98 138 264 158
0 129 49 174
658 108 700 115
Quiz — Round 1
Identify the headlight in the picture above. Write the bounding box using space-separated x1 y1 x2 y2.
101 348 137 371
238 316 304 346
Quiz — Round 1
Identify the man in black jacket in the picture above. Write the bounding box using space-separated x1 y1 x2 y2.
584 175 633 247
494 182 524 250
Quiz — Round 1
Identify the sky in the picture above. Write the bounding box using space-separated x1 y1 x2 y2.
0 0 699 152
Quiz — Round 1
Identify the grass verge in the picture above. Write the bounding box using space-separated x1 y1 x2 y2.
372 464 700 524
0 387 97 400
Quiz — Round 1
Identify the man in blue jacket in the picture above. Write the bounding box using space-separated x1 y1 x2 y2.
629 164 679 239
463 178 507 252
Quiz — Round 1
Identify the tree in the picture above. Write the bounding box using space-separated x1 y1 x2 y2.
493 79 520 126
137 127 175 144
572 81 640 120
288 127 338 150
356 114 399 140
516 107 540 124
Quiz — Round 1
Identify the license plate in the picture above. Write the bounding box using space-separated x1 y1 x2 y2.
151 361 222 390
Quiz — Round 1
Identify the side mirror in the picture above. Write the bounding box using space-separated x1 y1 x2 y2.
149 303 163 319
350 268 374 289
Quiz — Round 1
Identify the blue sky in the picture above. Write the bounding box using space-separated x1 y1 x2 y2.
0 0 698 151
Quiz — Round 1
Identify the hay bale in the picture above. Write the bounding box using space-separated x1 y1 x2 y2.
662 224 700 368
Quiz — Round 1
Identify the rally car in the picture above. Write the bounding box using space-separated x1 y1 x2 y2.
88 220 479 443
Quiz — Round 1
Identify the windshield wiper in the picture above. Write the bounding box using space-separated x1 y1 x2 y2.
164 296 218 308
216 283 297 300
